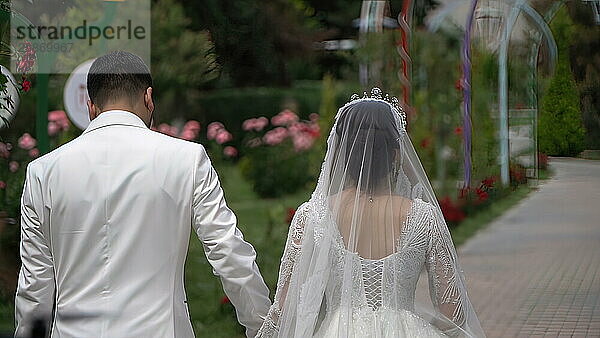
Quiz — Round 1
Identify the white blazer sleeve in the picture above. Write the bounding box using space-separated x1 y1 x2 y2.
192 146 271 338
15 163 55 338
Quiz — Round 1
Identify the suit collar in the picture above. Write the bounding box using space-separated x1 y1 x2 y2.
82 110 149 134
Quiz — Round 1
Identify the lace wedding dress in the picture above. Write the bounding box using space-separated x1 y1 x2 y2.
257 89 485 338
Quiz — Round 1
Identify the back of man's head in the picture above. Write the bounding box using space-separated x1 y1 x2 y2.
87 51 152 110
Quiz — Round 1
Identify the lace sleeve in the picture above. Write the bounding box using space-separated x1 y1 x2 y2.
256 202 310 337
425 204 468 336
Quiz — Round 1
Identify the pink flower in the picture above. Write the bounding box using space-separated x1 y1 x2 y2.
287 121 320 151
291 133 314 152
9 161 19 173
48 122 60 136
263 127 288 146
18 133 37 150
215 130 233 144
242 117 269 132
183 120 201 132
48 110 70 131
158 123 175 136
271 109 299 126
223 146 238 158
207 122 225 140
169 126 179 137
0 181 5 189
0 143 10 158
28 148 39 158
180 129 197 141
16 42 36 73
309 113 319 122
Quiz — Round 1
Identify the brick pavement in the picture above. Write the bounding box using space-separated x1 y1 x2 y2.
456 158 600 337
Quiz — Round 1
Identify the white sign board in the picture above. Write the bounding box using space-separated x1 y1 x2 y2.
0 65 20 129
64 59 95 130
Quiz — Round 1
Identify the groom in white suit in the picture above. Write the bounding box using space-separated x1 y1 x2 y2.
14 51 271 337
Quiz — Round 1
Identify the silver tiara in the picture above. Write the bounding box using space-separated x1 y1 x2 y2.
346 88 406 130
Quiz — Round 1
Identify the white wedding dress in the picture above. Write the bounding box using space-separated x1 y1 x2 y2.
313 198 449 338
257 89 484 338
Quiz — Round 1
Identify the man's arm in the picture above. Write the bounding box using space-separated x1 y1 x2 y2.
15 163 55 337
192 146 271 338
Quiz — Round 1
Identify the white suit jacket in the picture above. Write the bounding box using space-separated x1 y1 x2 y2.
15 110 271 337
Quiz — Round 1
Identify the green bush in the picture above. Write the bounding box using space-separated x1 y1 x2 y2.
539 9 585 156
239 141 315 198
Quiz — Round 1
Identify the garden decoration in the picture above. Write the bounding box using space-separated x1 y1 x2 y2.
497 0 557 185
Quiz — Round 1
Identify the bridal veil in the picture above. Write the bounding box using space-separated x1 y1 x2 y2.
257 88 485 337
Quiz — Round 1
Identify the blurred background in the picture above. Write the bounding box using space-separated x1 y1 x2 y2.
0 0 598 336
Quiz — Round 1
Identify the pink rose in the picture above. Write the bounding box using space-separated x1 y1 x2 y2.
180 129 197 141
255 117 268 131
9 161 19 173
48 122 60 136
292 134 314 152
169 126 180 137
215 130 233 144
48 110 70 131
0 181 6 189
158 123 174 136
223 146 238 158
242 117 269 132
18 133 37 150
271 109 299 126
263 127 288 146
207 122 225 140
242 118 256 132
28 148 39 158
183 120 201 132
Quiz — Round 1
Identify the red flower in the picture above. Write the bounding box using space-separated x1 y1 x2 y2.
439 196 465 223
286 208 296 224
477 190 489 202
220 296 230 305
21 79 31 92
420 137 431 149
454 78 463 92
454 126 463 135
481 176 496 188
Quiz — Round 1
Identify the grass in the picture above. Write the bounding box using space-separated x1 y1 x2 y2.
450 185 533 247
0 164 541 337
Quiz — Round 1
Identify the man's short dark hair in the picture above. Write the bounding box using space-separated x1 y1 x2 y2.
87 51 152 109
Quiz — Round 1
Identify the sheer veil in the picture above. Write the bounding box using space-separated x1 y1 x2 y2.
257 88 485 337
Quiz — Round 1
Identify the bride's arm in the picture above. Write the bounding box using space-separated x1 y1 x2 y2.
425 203 475 336
256 202 310 337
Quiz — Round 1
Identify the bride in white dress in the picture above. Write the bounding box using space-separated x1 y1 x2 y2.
257 89 485 337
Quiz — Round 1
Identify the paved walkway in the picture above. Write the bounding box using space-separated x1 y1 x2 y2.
458 158 600 337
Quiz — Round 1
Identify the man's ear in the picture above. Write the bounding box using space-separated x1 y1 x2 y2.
144 87 154 114
87 100 99 121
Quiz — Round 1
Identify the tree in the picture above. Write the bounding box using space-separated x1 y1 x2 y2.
188 0 319 87
150 0 219 120
538 8 585 156
566 2 600 149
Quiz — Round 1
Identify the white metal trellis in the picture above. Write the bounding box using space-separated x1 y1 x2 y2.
582 0 600 24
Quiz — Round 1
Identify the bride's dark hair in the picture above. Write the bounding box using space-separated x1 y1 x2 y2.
335 100 401 195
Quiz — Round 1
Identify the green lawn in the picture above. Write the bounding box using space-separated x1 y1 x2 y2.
0 164 537 337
